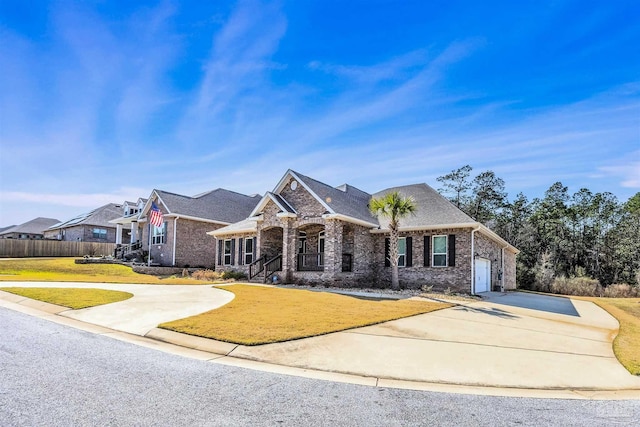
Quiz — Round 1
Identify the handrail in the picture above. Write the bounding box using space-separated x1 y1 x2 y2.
114 240 142 259
264 254 282 282
249 254 267 279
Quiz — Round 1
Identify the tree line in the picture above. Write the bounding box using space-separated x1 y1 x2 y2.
436 165 640 288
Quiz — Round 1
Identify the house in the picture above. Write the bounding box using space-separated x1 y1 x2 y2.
0 217 60 240
108 198 148 244
44 204 125 243
210 170 518 294
120 188 261 268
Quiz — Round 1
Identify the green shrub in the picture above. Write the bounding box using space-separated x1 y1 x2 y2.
222 270 247 280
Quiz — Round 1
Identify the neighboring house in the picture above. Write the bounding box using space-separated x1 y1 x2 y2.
126 188 260 268
44 204 125 243
211 170 518 294
0 217 60 240
108 198 148 246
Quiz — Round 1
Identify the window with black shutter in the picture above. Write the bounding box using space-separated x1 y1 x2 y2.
384 238 390 267
238 237 244 265
217 239 223 265
406 236 412 267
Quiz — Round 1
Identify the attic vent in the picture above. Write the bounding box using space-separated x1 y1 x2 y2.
290 180 298 190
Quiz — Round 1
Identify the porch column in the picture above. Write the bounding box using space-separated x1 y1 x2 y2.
281 219 296 282
115 224 123 245
325 220 343 276
130 222 138 243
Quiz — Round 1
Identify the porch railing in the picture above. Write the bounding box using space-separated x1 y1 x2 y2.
264 255 282 282
114 240 142 259
297 253 324 271
249 255 267 280
342 253 353 272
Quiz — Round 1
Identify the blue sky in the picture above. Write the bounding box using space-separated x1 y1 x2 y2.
1 0 638 226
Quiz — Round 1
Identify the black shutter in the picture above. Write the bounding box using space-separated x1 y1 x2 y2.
448 234 456 267
238 238 244 265
406 236 412 267
230 239 236 265
217 239 223 266
424 236 430 267
253 237 257 259
384 238 390 267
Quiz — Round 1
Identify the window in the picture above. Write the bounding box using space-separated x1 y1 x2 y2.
244 238 254 264
432 235 447 267
398 237 407 267
152 223 166 244
92 228 107 240
224 239 232 265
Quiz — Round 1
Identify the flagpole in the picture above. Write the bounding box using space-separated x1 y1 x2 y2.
148 218 152 267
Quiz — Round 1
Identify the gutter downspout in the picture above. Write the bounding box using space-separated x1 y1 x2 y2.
470 225 481 295
172 216 179 266
501 245 508 292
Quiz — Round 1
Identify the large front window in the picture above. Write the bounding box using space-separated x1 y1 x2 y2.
432 235 447 267
152 223 166 244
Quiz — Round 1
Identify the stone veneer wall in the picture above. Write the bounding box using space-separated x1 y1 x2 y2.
279 177 326 216
474 232 504 292
372 229 473 293
503 249 517 290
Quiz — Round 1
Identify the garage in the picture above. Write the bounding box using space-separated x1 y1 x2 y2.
475 258 491 293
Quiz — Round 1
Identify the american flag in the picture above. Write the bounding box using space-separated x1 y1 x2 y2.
149 202 164 228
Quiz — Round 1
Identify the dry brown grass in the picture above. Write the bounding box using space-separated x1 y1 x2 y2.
0 258 207 285
160 284 452 345
587 297 640 375
0 287 133 309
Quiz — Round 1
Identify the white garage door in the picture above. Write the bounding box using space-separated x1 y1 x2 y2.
475 258 491 293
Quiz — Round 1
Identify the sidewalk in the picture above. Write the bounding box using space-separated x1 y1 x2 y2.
1 283 639 400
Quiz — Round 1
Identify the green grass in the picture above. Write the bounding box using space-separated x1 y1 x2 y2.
159 284 452 345
0 258 209 285
0 287 133 309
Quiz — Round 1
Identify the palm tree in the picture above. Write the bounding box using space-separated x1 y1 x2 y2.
370 191 416 290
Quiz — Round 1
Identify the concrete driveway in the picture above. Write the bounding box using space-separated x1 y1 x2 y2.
0 281 233 335
1 283 639 394
229 292 640 390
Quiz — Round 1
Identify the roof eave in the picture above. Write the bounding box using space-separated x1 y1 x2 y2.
321 213 378 228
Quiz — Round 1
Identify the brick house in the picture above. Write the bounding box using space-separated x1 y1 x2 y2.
0 217 60 240
44 204 125 243
211 170 518 294
133 188 260 268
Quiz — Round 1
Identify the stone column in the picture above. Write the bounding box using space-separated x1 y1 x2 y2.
281 219 296 282
325 220 343 277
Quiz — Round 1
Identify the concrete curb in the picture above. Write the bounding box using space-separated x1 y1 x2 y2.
2 291 640 401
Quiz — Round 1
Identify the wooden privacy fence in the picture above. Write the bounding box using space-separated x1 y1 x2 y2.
0 240 116 258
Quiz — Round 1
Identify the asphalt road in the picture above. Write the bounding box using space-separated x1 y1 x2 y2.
1 308 638 426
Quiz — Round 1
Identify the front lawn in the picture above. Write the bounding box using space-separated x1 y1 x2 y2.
0 287 133 309
0 258 207 285
587 297 640 376
159 284 452 345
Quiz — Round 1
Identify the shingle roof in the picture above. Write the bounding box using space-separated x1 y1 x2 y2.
291 171 374 224
372 183 476 229
48 204 123 230
155 188 260 223
0 217 60 236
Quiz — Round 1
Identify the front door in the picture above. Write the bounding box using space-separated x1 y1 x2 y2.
475 258 491 293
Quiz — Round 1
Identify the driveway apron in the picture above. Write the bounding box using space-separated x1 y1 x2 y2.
230 292 640 390
0 281 233 335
